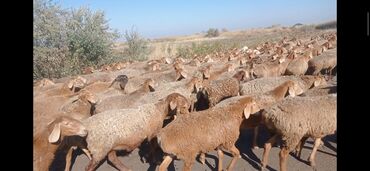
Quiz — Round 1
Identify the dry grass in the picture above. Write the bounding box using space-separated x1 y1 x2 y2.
112 23 336 60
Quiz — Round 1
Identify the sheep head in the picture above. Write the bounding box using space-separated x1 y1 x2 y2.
35 78 55 87
237 98 260 119
78 89 99 105
175 68 188 81
285 81 304 97
201 65 212 79
144 79 156 92
48 116 87 144
67 76 87 92
109 74 129 90
232 70 247 81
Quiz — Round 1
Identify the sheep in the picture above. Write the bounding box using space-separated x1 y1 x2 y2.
298 84 337 97
34 90 98 166
82 66 95 74
206 63 234 81
260 95 336 171
284 52 312 76
307 52 337 76
240 75 327 96
220 80 302 144
34 90 98 129
37 76 87 97
200 70 246 108
49 93 189 171
83 74 128 95
94 78 155 114
81 72 115 84
34 116 88 171
250 56 292 78
34 78 55 88
195 80 303 164
156 96 260 171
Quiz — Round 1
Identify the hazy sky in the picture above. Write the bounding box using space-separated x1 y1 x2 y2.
60 0 336 39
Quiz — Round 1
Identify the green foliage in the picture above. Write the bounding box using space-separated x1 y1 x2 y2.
205 28 220 37
176 40 241 59
315 21 337 30
33 0 119 80
122 27 151 61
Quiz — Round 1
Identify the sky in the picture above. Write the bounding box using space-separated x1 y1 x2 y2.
60 0 336 40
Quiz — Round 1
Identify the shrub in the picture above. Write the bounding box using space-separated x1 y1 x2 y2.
33 0 119 80
122 27 151 61
205 28 220 37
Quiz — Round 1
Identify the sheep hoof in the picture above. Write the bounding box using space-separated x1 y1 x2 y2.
252 146 259 149
259 166 267 171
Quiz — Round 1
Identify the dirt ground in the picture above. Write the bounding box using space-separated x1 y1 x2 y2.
50 126 336 171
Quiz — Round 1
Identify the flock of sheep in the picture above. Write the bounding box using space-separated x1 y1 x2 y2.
34 31 337 171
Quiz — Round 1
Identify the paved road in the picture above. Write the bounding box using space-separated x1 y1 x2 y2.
50 127 336 171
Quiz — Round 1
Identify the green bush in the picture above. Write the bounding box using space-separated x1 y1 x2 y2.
33 0 119 80
205 28 220 37
123 27 151 61
315 21 337 30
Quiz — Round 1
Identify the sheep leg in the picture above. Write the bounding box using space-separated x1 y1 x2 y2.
279 146 290 171
107 150 131 171
199 152 206 165
82 148 92 160
294 136 308 159
217 149 224 171
226 145 240 171
252 126 259 149
85 159 99 171
260 134 278 170
158 155 173 171
308 138 321 170
64 146 75 171
182 158 195 171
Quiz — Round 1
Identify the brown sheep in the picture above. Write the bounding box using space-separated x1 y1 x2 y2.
157 96 260 171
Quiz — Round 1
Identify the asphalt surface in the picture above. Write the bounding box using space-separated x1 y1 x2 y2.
50 127 336 171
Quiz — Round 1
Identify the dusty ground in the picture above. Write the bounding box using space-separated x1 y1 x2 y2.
51 127 336 171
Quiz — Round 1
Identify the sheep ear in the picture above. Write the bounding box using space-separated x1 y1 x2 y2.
180 70 188 78
170 101 177 110
278 58 285 64
203 71 210 79
67 81 74 89
48 123 61 143
288 86 296 97
243 105 251 119
314 80 320 87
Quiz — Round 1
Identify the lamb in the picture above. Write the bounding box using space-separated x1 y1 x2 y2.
201 70 246 108
49 93 190 171
260 95 337 171
307 52 337 76
94 78 155 114
240 75 327 96
156 96 260 171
